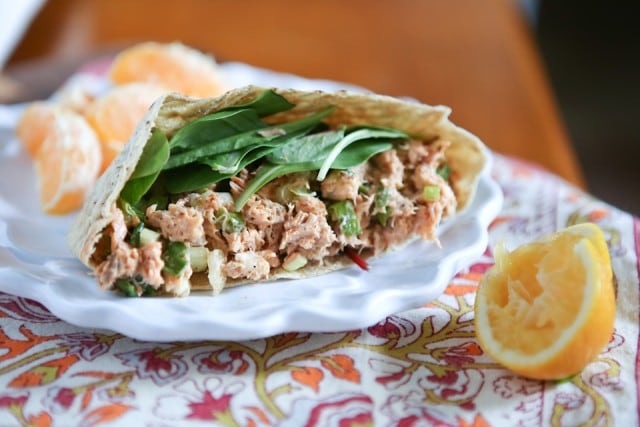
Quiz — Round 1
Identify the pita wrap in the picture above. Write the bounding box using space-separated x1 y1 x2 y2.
68 86 487 297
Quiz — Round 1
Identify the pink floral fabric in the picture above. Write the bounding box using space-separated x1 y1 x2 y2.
1 154 638 426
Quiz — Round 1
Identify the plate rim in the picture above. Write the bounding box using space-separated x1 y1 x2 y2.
0 65 503 341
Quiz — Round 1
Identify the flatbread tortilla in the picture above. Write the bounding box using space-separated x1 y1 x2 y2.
68 85 487 295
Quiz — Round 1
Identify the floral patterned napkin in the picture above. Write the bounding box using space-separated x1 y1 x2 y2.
1 153 638 426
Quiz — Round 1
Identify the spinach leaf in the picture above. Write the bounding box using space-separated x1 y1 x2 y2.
168 90 294 152
330 140 393 169
234 162 312 211
120 129 169 205
203 145 278 176
118 198 144 222
266 128 345 164
163 164 222 194
202 149 246 174
169 109 266 152
198 121 328 174
224 89 295 116
266 129 393 169
317 128 407 180
119 91 409 220
130 128 170 179
120 174 158 207
233 135 398 211
164 145 279 194
164 129 314 194
163 107 334 170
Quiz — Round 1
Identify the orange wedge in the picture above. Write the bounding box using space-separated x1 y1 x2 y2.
84 82 167 172
34 110 102 214
108 41 226 98
474 223 615 380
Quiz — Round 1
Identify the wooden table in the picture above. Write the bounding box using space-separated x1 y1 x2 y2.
4 0 585 188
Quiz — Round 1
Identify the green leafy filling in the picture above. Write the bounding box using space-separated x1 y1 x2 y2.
115 90 414 294
119 128 170 206
162 241 188 277
115 277 158 297
437 163 451 181
374 187 392 226
215 208 246 233
118 89 409 215
328 200 362 237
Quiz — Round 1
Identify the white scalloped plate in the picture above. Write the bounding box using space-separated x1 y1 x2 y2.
0 64 502 341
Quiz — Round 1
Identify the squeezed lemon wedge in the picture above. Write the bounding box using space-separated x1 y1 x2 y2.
474 223 616 380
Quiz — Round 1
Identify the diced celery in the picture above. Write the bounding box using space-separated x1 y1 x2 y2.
283 254 308 272
423 185 441 202
140 227 161 246
189 246 209 272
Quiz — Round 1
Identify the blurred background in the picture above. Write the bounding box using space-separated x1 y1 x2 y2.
535 0 640 216
1 0 638 215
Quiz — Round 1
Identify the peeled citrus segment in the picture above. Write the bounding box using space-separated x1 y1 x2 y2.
16 102 57 157
34 110 102 215
84 82 167 171
474 223 615 380
108 42 227 98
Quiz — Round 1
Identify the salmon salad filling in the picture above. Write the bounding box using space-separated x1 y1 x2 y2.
88 90 458 297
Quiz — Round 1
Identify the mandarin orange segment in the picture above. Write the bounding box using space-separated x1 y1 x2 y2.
84 82 167 171
108 42 226 98
474 223 615 380
16 102 57 157
34 110 102 215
